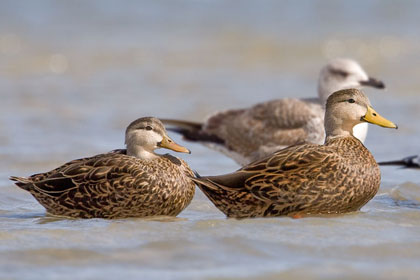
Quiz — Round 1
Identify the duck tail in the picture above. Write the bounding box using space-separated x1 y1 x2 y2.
190 175 221 191
9 176 32 191
193 170 202 178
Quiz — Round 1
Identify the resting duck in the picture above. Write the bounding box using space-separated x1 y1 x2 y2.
10 117 195 219
191 89 397 218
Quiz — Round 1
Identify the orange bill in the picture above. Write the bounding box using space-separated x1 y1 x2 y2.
159 136 191 154
362 106 398 129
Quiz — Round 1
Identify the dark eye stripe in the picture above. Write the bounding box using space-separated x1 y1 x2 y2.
330 68 349 77
136 126 153 130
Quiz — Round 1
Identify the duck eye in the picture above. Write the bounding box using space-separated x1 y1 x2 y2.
348 98 355 103
145 126 153 131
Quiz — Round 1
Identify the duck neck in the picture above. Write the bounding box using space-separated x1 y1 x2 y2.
325 129 353 142
126 145 159 160
324 115 357 142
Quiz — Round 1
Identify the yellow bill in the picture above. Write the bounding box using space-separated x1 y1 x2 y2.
159 136 191 154
362 106 398 129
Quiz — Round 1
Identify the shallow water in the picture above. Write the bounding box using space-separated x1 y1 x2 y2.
1 1 420 279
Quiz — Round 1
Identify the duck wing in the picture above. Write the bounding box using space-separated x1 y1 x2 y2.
200 143 335 203
13 152 142 199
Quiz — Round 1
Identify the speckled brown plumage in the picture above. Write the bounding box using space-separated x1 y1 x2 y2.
191 89 397 218
193 137 379 218
10 117 196 219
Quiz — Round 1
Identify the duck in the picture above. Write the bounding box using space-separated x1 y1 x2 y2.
378 155 420 169
162 58 385 165
190 89 397 218
10 117 196 219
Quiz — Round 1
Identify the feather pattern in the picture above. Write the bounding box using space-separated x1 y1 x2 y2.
194 137 379 218
191 89 396 218
10 118 195 219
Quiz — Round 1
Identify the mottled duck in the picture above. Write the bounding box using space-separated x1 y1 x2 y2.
11 117 195 219
191 89 397 218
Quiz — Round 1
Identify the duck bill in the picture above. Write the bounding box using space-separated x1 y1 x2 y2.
159 136 191 154
362 106 398 129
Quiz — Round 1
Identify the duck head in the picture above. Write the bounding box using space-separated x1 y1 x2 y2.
125 117 190 159
324 88 397 141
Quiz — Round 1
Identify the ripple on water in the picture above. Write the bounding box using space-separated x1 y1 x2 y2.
389 182 420 203
1 1 420 279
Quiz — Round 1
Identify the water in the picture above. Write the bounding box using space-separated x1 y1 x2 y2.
1 1 420 279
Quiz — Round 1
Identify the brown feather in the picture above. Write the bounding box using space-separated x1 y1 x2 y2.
191 89 390 218
193 137 380 218
12 150 195 219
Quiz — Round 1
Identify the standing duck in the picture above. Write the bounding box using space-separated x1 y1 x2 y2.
10 117 196 219
191 89 397 218
163 58 385 165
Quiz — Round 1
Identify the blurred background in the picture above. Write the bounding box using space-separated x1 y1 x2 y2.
1 1 419 279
